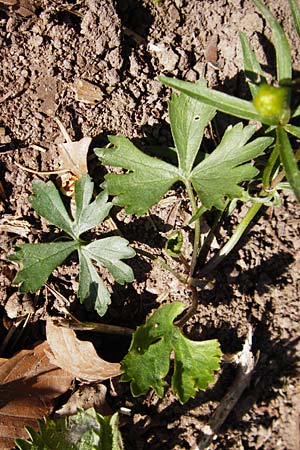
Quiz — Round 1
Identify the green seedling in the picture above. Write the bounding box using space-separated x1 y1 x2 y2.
15 408 123 450
10 175 135 316
160 0 300 203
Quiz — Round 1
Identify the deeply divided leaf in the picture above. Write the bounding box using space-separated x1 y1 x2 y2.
169 81 216 175
10 175 135 316
78 237 135 316
96 92 273 214
190 123 273 209
10 241 79 293
121 302 222 403
78 248 112 316
95 136 181 216
30 179 75 238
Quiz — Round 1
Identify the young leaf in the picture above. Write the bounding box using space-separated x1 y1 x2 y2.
95 136 181 216
83 237 135 284
73 177 112 238
30 179 75 238
10 241 79 293
15 409 124 450
78 249 112 316
168 81 216 175
10 175 135 316
190 123 273 209
121 302 222 404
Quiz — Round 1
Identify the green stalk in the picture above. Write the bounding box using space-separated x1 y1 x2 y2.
262 143 279 188
198 202 262 276
276 126 300 202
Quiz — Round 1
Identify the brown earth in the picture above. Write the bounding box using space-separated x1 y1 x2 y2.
0 0 300 449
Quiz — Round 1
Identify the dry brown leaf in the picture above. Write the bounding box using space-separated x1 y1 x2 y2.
58 136 91 177
72 78 104 105
55 384 113 417
46 320 122 382
0 341 73 450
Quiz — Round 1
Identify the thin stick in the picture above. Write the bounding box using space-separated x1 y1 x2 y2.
45 284 134 336
191 327 255 450
15 161 69 175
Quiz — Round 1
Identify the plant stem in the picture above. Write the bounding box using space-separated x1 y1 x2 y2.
262 143 279 188
198 202 262 276
185 180 201 277
176 285 199 328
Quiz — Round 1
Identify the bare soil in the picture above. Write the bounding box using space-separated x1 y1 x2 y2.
0 0 300 449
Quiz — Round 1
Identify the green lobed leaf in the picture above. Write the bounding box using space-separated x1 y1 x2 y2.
121 302 222 403
83 237 135 284
15 408 123 450
78 248 112 317
10 241 79 293
78 237 135 316
159 75 275 125
30 179 75 238
169 81 216 175
72 176 113 238
11 175 135 315
95 136 181 216
190 123 273 209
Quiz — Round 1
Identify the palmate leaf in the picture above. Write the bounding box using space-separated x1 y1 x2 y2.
10 175 135 316
96 90 272 213
96 135 181 216
10 241 79 293
191 123 273 209
121 302 222 404
78 238 135 316
15 408 124 450
168 80 216 175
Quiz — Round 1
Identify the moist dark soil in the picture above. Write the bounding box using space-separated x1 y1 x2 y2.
0 0 300 449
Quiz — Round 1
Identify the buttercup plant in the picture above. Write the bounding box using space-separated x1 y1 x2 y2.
9 0 299 447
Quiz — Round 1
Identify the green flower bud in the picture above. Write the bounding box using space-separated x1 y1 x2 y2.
253 84 289 123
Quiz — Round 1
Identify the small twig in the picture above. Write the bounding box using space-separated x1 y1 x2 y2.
45 284 134 336
15 161 69 175
191 327 255 450
54 317 134 336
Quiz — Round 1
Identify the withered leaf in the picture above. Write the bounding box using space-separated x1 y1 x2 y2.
73 78 104 105
46 320 122 382
0 341 73 450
